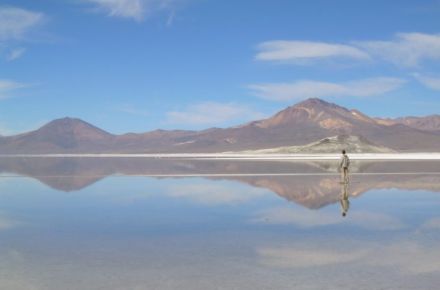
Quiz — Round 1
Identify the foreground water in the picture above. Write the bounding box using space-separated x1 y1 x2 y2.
0 158 439 289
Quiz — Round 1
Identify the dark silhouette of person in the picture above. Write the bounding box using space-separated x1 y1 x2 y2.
340 182 350 217
339 149 350 184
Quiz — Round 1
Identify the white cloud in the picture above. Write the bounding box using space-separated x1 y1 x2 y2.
0 7 44 61
0 6 44 41
116 104 149 116
166 102 265 127
357 32 440 67
256 40 370 63
6 47 26 61
248 77 405 101
256 33 440 68
413 73 440 90
0 123 14 136
0 79 28 99
83 0 181 22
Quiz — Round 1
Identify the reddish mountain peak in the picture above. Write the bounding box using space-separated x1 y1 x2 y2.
297 98 332 107
39 117 110 133
32 117 114 143
254 98 354 128
295 98 348 111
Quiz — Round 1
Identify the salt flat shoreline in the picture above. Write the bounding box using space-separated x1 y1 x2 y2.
1 153 440 160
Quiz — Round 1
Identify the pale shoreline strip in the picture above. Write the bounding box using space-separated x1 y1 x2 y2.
1 153 440 160
1 172 440 178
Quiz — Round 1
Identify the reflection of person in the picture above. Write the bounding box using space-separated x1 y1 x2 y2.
340 182 350 217
339 149 350 184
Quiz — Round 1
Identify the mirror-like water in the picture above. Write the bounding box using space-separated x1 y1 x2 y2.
0 158 439 289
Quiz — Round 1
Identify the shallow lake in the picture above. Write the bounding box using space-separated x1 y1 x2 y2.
0 158 439 289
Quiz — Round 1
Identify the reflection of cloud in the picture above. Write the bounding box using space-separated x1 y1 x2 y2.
349 211 405 230
166 181 268 205
252 207 405 230
252 207 340 227
370 242 440 274
258 241 440 274
420 217 440 230
258 247 368 268
0 214 20 230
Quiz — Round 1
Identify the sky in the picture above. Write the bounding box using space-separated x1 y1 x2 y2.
0 0 440 135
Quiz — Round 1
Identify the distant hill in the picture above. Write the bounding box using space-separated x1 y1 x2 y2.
0 117 115 153
375 115 440 133
1 98 440 153
238 135 394 154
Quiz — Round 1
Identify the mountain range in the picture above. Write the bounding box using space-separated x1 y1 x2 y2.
1 98 440 153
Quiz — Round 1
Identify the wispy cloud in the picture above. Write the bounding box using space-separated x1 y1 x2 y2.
256 40 370 63
0 79 28 99
0 122 14 136
5 47 26 61
0 6 44 41
116 104 149 116
83 0 182 22
256 32 440 68
248 77 405 101
413 73 440 90
0 6 44 61
166 102 265 127
357 32 440 67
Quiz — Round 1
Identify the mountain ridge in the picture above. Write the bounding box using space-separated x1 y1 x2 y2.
1 98 440 153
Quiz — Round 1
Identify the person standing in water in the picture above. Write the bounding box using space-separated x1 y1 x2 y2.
339 149 350 184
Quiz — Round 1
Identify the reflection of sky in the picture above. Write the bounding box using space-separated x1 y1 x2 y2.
0 176 439 289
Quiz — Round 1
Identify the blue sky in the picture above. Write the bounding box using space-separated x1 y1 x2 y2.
1 0 440 134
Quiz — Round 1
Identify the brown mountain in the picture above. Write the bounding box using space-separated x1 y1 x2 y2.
165 98 440 152
375 115 440 133
0 117 116 153
1 98 440 153
238 135 394 154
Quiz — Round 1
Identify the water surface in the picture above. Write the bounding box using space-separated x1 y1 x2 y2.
0 158 439 289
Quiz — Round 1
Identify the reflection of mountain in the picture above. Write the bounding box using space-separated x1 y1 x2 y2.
1 158 439 208
233 174 440 209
